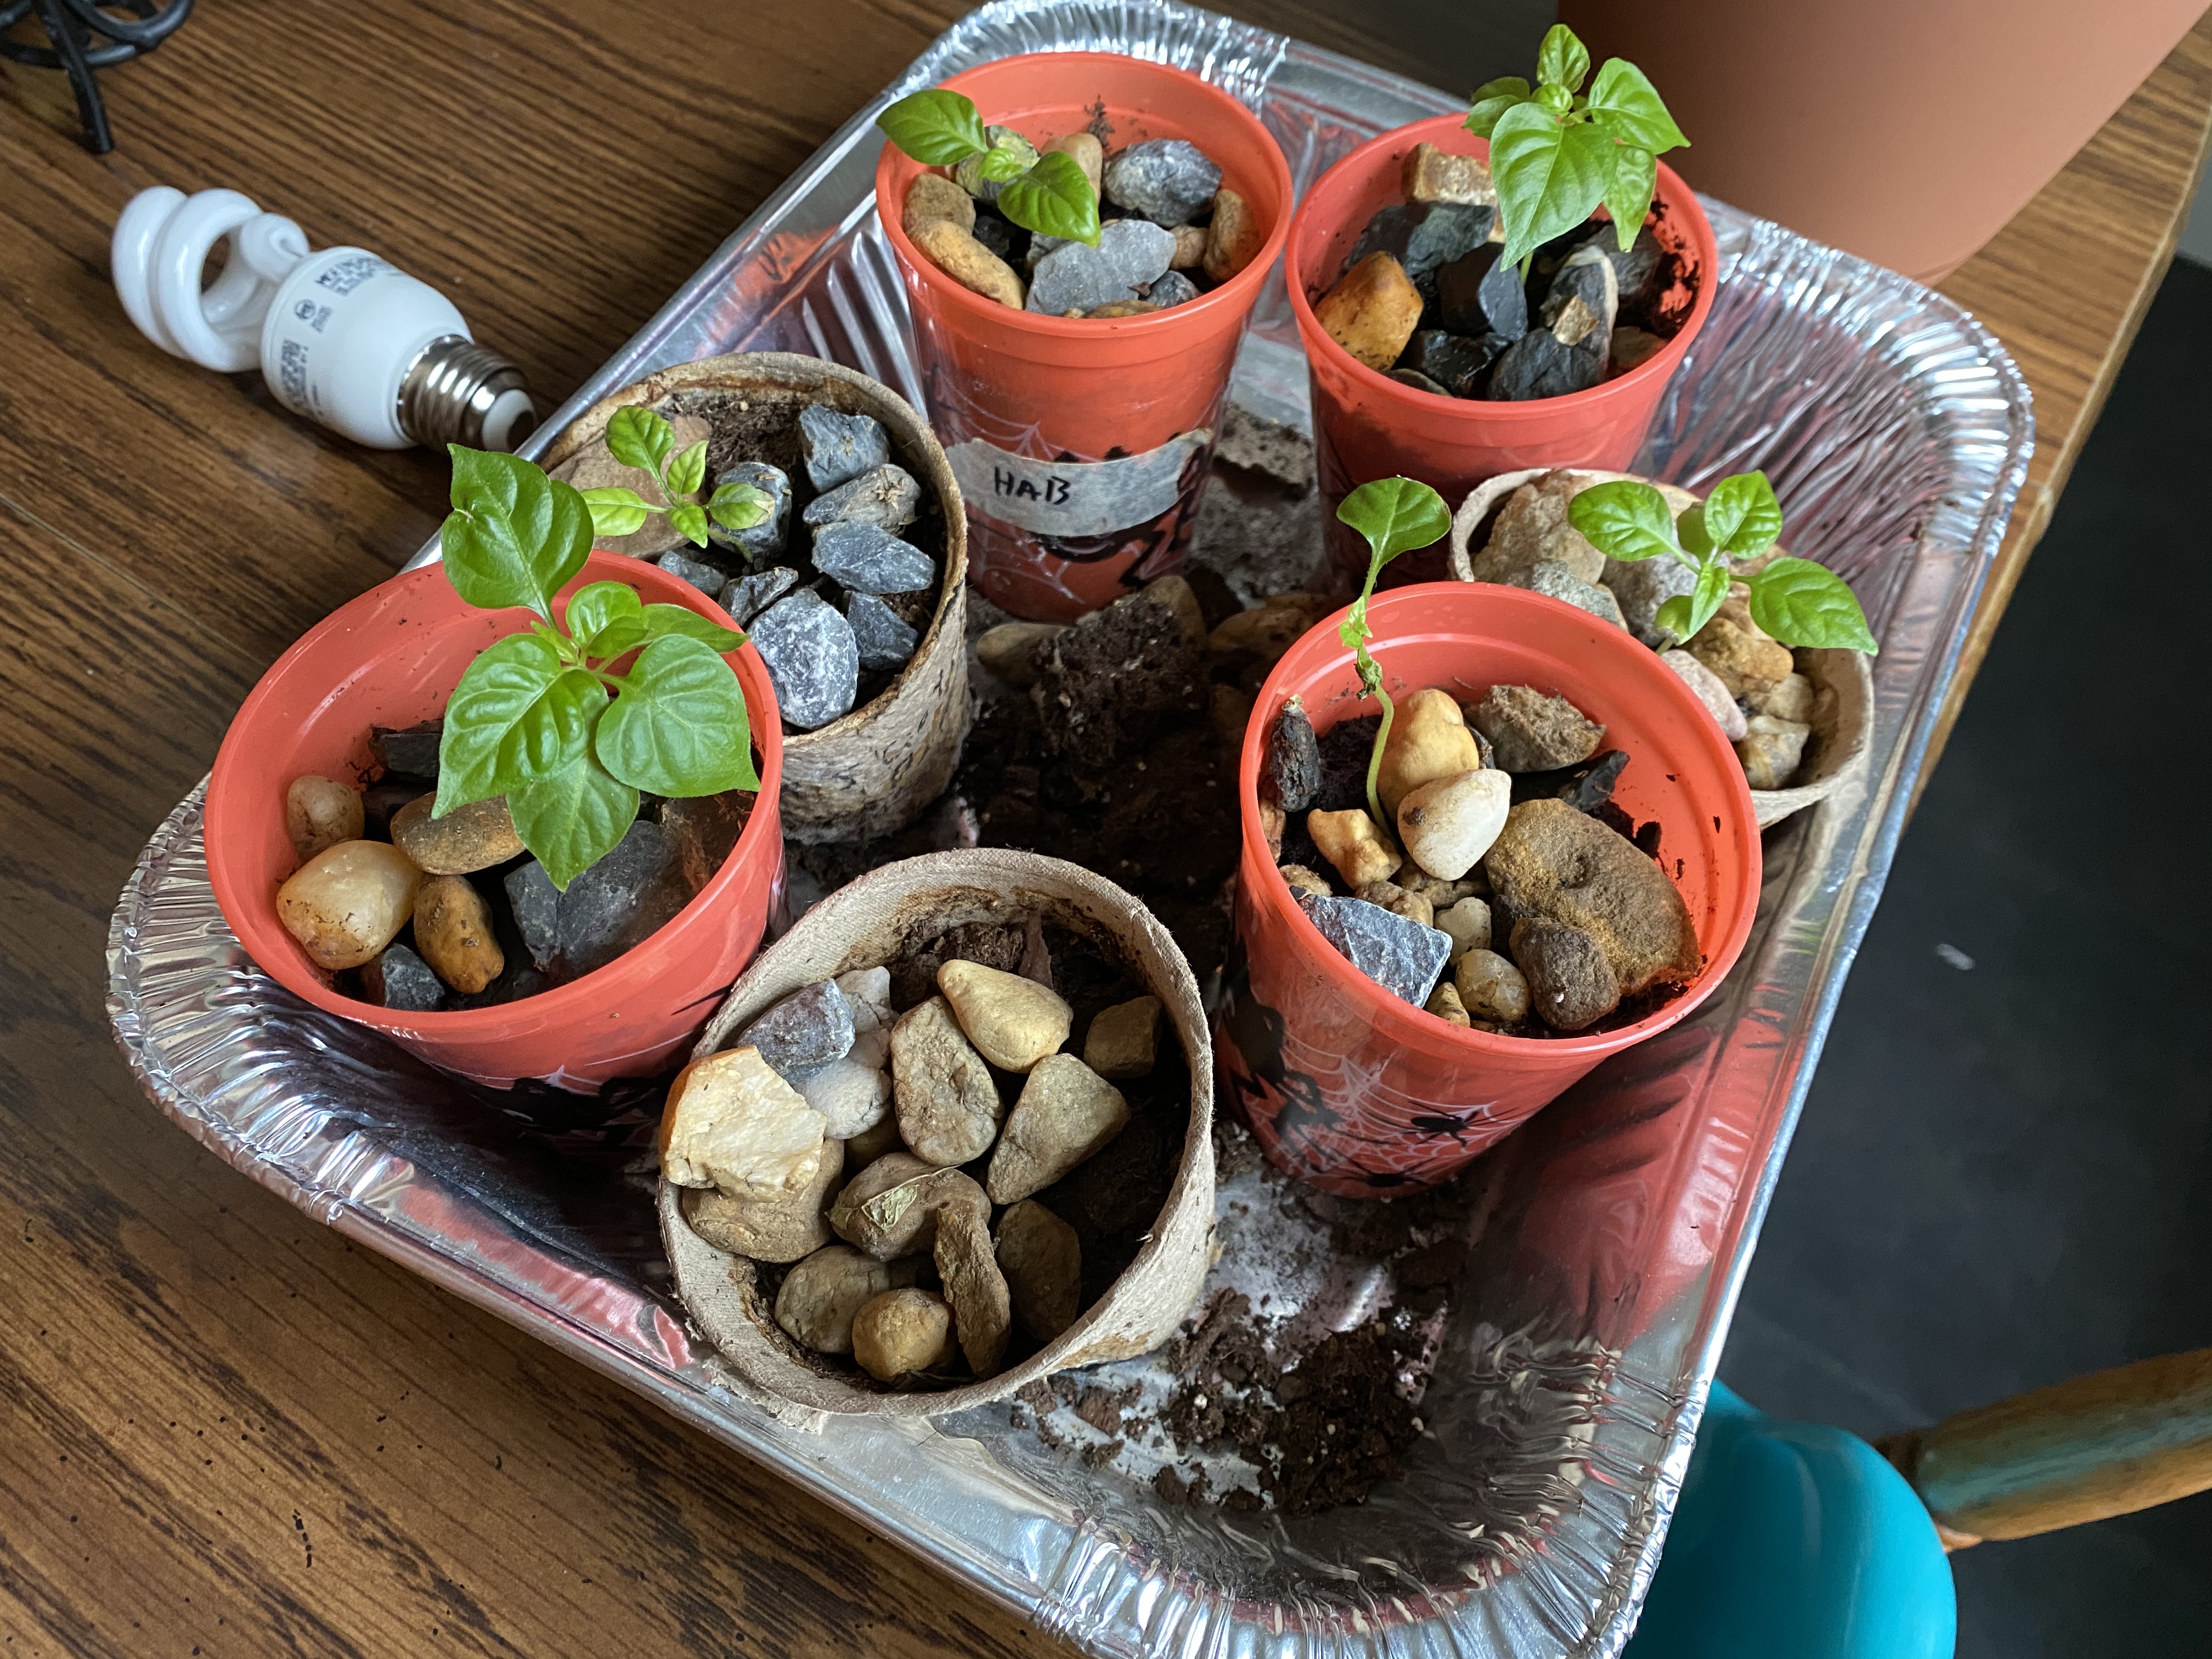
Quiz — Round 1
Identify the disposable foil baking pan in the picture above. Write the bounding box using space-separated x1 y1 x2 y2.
107 2 2031 1651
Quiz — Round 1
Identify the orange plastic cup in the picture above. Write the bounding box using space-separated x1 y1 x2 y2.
1285 114 1718 585
875 52 1293 622
204 554 786 1091
1216 583 1759 1198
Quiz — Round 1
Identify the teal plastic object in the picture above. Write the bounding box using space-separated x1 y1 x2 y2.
1625 1383 1957 1659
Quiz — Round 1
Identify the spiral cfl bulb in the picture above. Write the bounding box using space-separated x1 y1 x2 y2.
111 185 536 453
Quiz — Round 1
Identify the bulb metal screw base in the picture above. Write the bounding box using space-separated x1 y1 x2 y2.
399 337 537 454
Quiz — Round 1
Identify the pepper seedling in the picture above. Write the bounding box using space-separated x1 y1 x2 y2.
436 445 760 889
1465 23 1688 271
877 88 1103 247
1567 471 1879 652
1335 477 1455 827
576 407 771 551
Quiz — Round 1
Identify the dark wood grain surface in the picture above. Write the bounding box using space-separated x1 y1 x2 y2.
2 2 2205 1652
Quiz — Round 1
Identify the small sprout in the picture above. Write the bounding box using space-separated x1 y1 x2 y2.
436 446 759 889
1465 23 1688 270
877 87 1102 248
1567 470 1877 652
1333 477 1454 826
580 405 770 550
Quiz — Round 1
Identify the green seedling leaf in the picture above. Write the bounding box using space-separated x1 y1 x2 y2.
1584 58 1689 154
1701 470 1784 558
605 405 675 477
997 150 1101 247
877 87 990 166
1656 557 1731 646
665 438 708 499
1335 476 1454 566
641 603 745 652
1490 102 1614 266
509 748 639 890
565 580 646 656
1537 23 1590 93
1747 557 1878 652
975 126 1040 182
1567 479 1679 563
597 635 759 796
1602 143 1658 250
668 501 710 548
579 485 653 539
708 480 771 532
1678 503 1713 557
1465 75 1531 137
441 448 592 619
435 633 604 814
1534 82 1573 115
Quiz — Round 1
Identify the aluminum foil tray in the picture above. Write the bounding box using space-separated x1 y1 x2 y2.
107 2 2031 1652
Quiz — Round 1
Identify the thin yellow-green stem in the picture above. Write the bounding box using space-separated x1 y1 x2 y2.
1364 682 1396 830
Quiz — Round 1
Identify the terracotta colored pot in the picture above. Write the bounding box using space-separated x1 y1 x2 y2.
1564 0 2205 284
1216 582 1760 1198
204 554 786 1090
1284 113 1717 585
541 352 971 847
875 51 1293 622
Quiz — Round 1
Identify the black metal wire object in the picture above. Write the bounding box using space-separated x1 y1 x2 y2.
0 0 195 154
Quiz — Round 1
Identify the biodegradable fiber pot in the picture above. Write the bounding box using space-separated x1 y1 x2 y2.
1450 467 1876 828
1217 583 1760 1200
1285 113 1718 585
661 849 1216 1418
204 554 785 1090
541 352 970 847
874 52 1294 623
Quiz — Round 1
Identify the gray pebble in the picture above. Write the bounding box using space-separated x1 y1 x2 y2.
362 943 444 1011
741 979 856 1079
656 550 728 595
1144 269 1202 309
798 405 891 493
707 462 791 561
751 589 859 731
555 820 690 977
720 565 799 628
847 591 919 671
1025 232 1070 272
1026 219 1176 315
1298 892 1453 1007
1103 138 1222 227
811 520 933 594
504 860 560 970
1604 555 1697 649
1352 202 1496 286
801 463 920 535
1522 558 1627 628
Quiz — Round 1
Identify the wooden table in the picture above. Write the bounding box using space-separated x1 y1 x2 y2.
2 3 2206 1651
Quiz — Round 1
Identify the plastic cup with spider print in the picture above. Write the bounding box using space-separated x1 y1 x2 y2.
873 52 1293 622
1215 582 1762 1199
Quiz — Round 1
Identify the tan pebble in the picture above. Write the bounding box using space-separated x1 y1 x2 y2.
1204 187 1267 283
1471 470 1607 586
1745 671 1816 725
774 1244 919 1355
851 1288 957 1380
996 1199 1082 1344
1611 326 1665 373
1398 768 1512 882
1686 617 1795 697
1308 808 1400 890
1377 687 1483 821
1454 949 1531 1024
842 1113 906 1166
1435 896 1493 958
1661 647 1748 740
903 172 977 237
1402 141 1495 206
1259 798 1285 860
937 958 1072 1071
412 874 504 994
277 839 424 971
1398 870 1480 907
285 775 363 862
1171 223 1208 269
986 1054 1129 1204
1736 714 1812 789
681 1139 843 1264
1356 879 1434 928
1142 573 1207 645
827 1154 985 1261
889 998 1004 1166
1471 685 1606 774
912 217 1025 308
1278 862 1333 901
1208 592 1333 668
1040 131 1103 195
1424 980 1472 1027
976 620 1064 687
657 1046 827 1200
1083 995 1161 1080
390 793 523 876
1314 251 1423 372
1485 799 1702 991
1087 299 1161 319
933 1204 1012 1375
